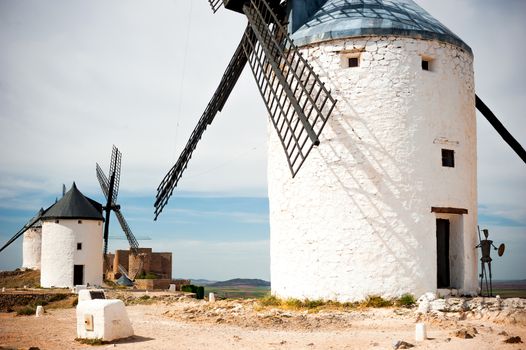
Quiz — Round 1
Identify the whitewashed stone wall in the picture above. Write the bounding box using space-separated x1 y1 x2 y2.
41 219 103 288
268 36 478 302
22 227 42 270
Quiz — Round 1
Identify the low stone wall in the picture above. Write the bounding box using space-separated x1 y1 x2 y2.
134 279 171 290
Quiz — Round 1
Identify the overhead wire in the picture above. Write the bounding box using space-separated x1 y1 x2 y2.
172 1 194 161
181 142 266 182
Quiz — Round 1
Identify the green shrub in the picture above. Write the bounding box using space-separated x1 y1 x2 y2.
181 285 204 299
362 295 393 308
48 294 67 303
17 306 36 316
196 286 205 300
259 295 281 307
75 338 109 345
139 295 151 300
136 272 158 280
397 293 416 307
181 284 197 293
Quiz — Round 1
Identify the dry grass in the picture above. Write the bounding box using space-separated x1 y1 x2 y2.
256 294 414 312
256 295 360 313
361 295 393 308
16 306 37 316
12 294 76 315
44 295 78 310
0 269 40 288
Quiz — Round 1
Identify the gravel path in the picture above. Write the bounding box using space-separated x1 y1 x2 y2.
1 297 525 349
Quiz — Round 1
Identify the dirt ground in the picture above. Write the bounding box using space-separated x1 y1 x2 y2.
1 293 525 350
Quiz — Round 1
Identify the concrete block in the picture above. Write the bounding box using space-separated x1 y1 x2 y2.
76 299 134 341
78 289 106 302
73 285 88 294
35 305 44 317
415 323 427 341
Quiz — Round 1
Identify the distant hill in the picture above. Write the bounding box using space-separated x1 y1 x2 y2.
208 278 270 287
191 279 218 286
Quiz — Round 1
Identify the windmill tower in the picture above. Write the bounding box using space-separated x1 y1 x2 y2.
154 0 526 301
22 208 44 270
40 183 104 288
269 0 480 301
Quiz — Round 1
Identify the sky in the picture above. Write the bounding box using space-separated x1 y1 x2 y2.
0 0 524 281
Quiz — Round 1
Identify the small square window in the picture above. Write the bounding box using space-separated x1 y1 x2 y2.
341 53 361 68
78 220 82 224
348 57 359 68
422 59 429 70
77 243 82 250
55 219 59 224
421 56 434 71
442 149 455 167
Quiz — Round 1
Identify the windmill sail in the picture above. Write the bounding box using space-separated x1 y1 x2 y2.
96 163 110 199
154 0 337 219
154 26 254 219
475 94 526 164
242 0 336 176
0 209 44 253
114 209 139 252
96 146 139 254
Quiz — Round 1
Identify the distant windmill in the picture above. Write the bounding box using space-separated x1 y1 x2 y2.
96 146 139 256
0 208 44 254
0 183 66 254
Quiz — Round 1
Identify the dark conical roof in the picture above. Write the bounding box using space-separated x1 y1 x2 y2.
26 208 45 228
41 182 103 221
289 0 471 53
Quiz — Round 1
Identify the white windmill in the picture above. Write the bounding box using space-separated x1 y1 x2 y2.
154 0 525 301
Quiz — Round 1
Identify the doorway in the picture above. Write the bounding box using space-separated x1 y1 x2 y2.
436 219 450 288
74 265 84 286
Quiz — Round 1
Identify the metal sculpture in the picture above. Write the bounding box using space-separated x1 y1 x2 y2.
96 146 139 255
476 227 505 297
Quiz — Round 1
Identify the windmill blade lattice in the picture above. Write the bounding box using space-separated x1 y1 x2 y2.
114 209 139 253
207 0 223 13
242 0 336 176
154 0 338 219
109 146 122 204
96 163 110 200
154 26 253 219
